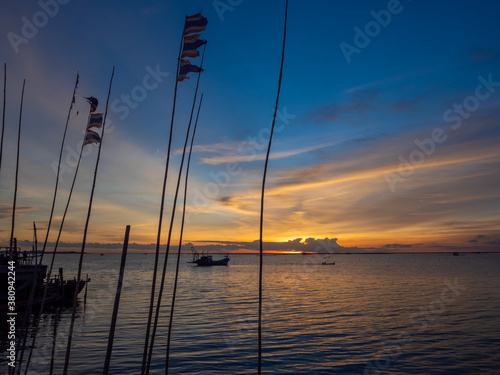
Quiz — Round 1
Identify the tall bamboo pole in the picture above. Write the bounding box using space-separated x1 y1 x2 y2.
18 72 79 375
145 44 206 375
258 2 288 373
63 66 115 375
0 63 6 176
23 112 90 375
141 27 185 375
165 93 203 374
8 79 25 375
9 79 25 256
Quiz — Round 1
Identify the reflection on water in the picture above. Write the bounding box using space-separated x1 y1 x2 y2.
3 253 500 374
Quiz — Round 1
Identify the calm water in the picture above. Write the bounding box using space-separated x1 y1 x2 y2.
3 252 500 374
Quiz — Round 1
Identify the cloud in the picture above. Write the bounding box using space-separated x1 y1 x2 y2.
200 123 500 247
185 237 348 253
468 234 490 243
307 89 379 124
174 139 240 156
467 234 500 247
12 236 352 253
468 48 500 65
200 140 341 165
0 205 37 219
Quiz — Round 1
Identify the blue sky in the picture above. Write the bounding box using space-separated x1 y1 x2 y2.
1 0 499 252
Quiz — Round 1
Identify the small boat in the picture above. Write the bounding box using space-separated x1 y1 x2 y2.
452 252 460 256
0 245 87 310
321 261 335 265
188 247 230 266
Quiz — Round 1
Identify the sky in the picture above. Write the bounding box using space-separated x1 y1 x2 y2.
0 0 499 253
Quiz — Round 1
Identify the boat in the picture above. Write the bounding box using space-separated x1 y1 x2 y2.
0 244 87 311
188 248 230 266
321 261 335 265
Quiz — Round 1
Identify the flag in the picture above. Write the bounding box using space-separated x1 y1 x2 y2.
83 129 101 146
177 59 203 81
186 13 203 22
85 97 98 112
184 13 207 35
181 34 206 58
87 113 103 129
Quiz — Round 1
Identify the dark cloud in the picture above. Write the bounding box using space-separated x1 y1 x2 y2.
307 89 379 124
469 234 490 243
186 237 350 253
16 237 351 253
468 48 500 65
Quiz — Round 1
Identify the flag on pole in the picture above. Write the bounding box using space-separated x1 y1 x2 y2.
85 97 98 112
83 129 101 146
184 13 207 35
84 129 101 146
177 59 203 81
87 113 103 129
181 34 206 58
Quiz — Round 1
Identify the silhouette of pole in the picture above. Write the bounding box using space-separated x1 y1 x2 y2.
166 93 203 373
103 225 130 375
141 27 185 375
63 66 115 375
258 1 288 374
0 63 6 176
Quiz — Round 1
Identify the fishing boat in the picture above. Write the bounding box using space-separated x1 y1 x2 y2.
0 245 87 310
188 248 230 266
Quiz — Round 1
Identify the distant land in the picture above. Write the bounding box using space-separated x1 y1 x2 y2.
9 236 499 254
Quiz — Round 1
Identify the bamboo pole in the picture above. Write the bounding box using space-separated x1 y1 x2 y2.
141 27 185 375
103 225 130 375
165 93 203 373
146 44 206 375
258 2 288 373
63 66 115 375
23 90 91 375
0 63 6 176
18 72 79 375
8 79 24 375
9 79 25 258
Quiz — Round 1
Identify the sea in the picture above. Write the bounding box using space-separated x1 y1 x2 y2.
2 252 500 374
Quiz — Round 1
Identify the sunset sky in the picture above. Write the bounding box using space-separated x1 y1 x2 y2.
0 0 499 253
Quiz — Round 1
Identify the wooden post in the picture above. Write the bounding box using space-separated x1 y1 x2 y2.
103 225 130 375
